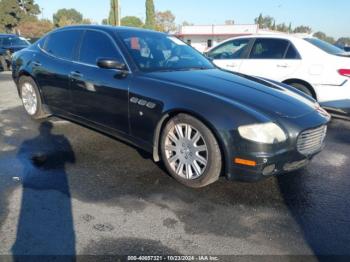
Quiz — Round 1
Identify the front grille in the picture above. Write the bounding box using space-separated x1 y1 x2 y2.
297 125 327 155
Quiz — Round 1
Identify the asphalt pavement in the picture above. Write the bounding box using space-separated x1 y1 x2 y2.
0 71 350 258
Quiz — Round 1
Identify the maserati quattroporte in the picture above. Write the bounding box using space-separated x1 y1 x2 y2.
12 25 330 188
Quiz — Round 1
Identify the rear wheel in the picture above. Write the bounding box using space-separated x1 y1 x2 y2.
19 76 49 120
289 82 313 98
160 114 222 188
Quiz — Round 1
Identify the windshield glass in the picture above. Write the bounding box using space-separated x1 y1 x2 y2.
304 38 345 55
2 36 30 46
119 31 214 72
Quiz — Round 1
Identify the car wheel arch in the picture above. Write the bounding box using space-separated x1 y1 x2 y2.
282 78 317 100
17 70 45 101
152 109 228 177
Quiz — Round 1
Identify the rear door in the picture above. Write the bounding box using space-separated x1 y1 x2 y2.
208 38 251 71
238 38 302 81
34 29 83 112
69 29 130 134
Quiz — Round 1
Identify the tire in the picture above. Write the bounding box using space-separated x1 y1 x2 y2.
160 114 222 188
289 82 313 98
19 76 49 120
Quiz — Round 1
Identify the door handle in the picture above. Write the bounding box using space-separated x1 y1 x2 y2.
226 64 237 68
32 61 41 67
277 64 289 68
70 71 83 78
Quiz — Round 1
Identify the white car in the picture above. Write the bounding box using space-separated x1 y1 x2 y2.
206 35 350 114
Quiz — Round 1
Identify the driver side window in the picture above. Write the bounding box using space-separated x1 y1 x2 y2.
208 39 250 60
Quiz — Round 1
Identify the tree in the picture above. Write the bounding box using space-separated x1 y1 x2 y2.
18 0 40 16
254 13 274 29
225 20 235 25
276 23 289 32
121 16 143 28
108 0 120 26
255 13 263 28
102 19 108 25
271 20 276 30
288 23 292 33
294 25 312 34
53 9 83 27
155 10 176 33
314 31 335 44
336 37 350 47
17 19 53 38
182 21 193 26
81 18 92 25
145 0 156 29
0 0 40 32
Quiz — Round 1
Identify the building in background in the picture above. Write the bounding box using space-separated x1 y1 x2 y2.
175 24 259 52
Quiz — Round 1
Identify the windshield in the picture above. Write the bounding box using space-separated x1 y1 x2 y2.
304 38 345 55
2 36 30 47
2 37 29 46
119 31 214 72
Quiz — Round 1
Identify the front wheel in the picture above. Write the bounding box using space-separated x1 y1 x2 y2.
160 114 222 188
19 76 49 120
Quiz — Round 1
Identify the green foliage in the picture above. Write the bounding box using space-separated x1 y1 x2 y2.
155 10 176 33
314 31 336 44
294 25 312 34
18 18 53 38
108 0 119 26
254 13 274 29
276 23 289 32
0 0 40 32
53 8 83 27
121 16 143 28
336 37 350 47
145 0 156 29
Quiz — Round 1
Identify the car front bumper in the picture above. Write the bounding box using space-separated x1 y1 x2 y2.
225 110 330 182
227 146 322 182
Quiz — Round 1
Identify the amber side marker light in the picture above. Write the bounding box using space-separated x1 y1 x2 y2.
234 158 257 167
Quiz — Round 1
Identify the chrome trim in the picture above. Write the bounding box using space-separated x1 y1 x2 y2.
297 125 327 155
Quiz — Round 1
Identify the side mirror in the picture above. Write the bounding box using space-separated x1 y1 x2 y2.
97 58 127 71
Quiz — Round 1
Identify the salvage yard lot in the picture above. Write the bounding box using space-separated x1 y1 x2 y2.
0 71 349 256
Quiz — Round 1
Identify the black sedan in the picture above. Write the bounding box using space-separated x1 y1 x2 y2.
11 26 330 188
0 34 30 70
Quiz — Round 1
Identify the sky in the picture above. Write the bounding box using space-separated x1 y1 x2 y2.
35 0 350 38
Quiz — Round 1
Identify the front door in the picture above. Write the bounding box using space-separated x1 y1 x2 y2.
70 29 130 134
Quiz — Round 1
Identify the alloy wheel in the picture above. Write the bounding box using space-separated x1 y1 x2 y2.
21 82 38 116
164 123 208 180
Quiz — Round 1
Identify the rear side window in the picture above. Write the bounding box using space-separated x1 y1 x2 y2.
285 44 300 59
250 38 289 59
79 30 123 65
44 30 82 60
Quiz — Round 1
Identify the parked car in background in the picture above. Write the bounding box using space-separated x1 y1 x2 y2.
0 34 30 71
12 26 330 188
206 35 350 117
344 46 350 52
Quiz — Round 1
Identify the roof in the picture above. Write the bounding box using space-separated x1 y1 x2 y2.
176 24 259 37
53 25 165 35
0 34 19 38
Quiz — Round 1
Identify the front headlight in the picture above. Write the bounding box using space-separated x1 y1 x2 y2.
238 122 287 144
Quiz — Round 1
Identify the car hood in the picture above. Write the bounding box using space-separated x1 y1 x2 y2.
146 69 316 119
